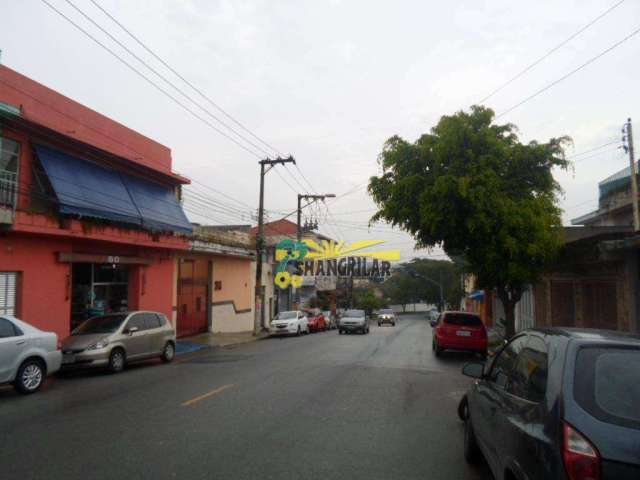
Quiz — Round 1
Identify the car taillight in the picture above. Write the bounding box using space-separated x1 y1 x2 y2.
563 421 600 480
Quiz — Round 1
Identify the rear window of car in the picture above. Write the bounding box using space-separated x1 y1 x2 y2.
574 346 640 430
443 313 482 326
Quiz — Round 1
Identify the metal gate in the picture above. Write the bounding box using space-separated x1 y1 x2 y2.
177 259 209 338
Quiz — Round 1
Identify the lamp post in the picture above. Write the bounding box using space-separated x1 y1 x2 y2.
406 269 445 312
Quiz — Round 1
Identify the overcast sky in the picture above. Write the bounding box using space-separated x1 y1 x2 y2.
2 0 640 262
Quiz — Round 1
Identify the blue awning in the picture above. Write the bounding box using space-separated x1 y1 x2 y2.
122 173 192 233
35 145 192 234
468 290 484 301
35 145 142 227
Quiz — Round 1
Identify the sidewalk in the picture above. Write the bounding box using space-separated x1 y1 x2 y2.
176 331 270 355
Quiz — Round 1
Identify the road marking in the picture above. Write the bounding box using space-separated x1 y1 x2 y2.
181 384 236 407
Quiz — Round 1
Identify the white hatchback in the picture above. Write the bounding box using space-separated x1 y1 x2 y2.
0 316 62 394
269 311 309 336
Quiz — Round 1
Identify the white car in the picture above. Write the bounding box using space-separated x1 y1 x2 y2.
338 309 370 335
269 310 309 336
0 316 62 394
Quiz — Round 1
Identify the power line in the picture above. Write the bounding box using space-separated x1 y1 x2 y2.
87 0 282 157
39 0 266 160
496 24 640 119
62 0 274 159
477 0 627 104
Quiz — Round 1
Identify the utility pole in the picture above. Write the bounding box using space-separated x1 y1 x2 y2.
255 156 296 335
296 193 336 241
295 193 335 308
624 119 639 231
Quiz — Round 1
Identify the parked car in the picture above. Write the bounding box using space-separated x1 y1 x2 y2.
305 309 327 332
269 310 309 336
323 310 338 330
377 308 396 327
61 311 176 373
461 327 640 480
431 311 487 358
339 309 369 335
0 315 62 394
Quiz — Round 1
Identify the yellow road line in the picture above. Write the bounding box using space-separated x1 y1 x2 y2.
181 384 236 407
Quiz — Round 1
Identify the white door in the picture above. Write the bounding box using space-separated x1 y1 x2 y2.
0 317 20 382
0 272 17 316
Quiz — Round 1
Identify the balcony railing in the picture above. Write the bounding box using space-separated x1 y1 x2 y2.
0 169 17 222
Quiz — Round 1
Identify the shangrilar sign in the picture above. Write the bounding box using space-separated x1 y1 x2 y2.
274 238 400 289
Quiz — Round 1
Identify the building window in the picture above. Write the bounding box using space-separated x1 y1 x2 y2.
0 272 18 316
0 136 19 210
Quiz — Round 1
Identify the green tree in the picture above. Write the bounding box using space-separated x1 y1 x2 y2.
355 290 384 316
381 272 421 312
369 106 569 338
401 258 462 310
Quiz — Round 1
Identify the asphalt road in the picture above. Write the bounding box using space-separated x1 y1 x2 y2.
1 314 491 480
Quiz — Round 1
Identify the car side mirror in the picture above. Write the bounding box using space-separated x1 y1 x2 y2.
124 326 139 335
462 362 484 379
430 320 437 327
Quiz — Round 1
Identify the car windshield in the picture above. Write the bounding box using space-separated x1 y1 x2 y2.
345 310 365 318
73 314 128 334
443 314 482 326
575 347 640 428
276 312 297 320
380 309 394 314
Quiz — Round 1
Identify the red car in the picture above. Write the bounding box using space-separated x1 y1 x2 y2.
431 311 487 358
305 310 327 332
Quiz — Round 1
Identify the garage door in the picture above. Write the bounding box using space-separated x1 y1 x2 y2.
0 272 17 316
177 259 209 338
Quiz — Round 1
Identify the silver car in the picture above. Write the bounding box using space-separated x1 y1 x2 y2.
0 316 62 394
338 309 370 335
61 311 176 373
377 309 396 326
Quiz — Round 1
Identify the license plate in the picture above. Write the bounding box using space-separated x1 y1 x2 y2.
456 331 472 337
62 354 75 364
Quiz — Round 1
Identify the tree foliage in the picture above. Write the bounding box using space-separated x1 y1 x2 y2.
369 106 570 337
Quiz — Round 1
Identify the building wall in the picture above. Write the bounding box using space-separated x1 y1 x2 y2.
211 256 254 333
0 233 176 339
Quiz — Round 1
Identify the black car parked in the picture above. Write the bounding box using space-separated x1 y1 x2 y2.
461 327 640 480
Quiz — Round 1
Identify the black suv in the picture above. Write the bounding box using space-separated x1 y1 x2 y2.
461 328 640 480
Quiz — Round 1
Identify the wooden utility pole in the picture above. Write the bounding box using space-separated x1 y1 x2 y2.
295 193 335 308
255 156 295 334
625 119 639 231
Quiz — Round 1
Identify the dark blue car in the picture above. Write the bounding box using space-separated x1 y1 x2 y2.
461 327 640 480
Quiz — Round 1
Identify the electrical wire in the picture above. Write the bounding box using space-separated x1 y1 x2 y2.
496 24 640 119
476 0 627 104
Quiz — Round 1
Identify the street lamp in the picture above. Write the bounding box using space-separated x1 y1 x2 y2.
406 269 445 312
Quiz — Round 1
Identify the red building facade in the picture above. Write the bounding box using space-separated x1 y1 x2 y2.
0 66 190 339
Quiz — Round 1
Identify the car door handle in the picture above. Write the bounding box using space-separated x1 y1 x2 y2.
15 340 25 345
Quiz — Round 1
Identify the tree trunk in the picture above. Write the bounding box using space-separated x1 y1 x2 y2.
497 286 523 340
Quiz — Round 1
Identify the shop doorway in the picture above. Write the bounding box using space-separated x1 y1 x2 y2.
71 263 129 330
177 258 209 337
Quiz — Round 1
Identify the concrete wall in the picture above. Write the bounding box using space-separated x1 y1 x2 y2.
211 256 254 333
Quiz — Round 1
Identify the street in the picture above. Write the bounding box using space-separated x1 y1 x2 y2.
1 314 490 480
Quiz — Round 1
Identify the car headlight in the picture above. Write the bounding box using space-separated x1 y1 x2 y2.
87 338 110 350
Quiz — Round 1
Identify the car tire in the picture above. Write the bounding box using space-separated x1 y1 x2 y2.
392 322 396 326
434 341 443 357
339 329 343 335
108 348 126 373
464 416 481 464
457 395 468 421
296 326 301 337
378 322 381 327
14 359 45 394
161 341 175 363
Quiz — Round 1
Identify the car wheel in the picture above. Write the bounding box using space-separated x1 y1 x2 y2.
296 326 301 337
378 322 381 327
14 359 45 394
434 341 443 357
457 395 468 421
161 341 175 363
108 348 126 373
339 329 343 334
464 416 481 464
392 322 396 326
